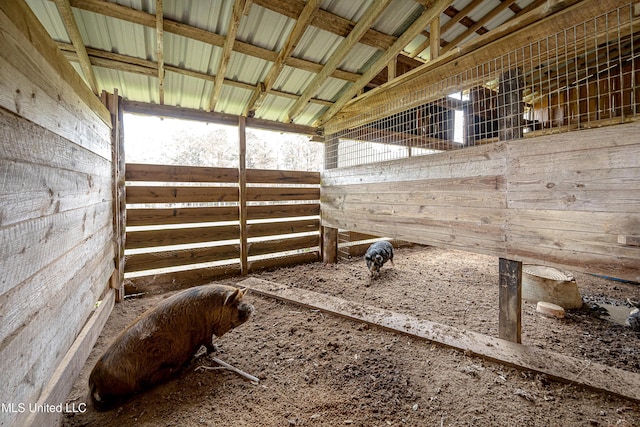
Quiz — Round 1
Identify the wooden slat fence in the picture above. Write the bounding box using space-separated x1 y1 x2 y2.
125 164 320 294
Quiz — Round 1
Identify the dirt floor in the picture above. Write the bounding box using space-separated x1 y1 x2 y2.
63 246 640 427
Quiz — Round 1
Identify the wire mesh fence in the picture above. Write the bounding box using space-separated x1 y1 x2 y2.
326 2 639 169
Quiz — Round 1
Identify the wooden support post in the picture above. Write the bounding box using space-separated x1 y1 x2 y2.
498 68 524 342
322 226 338 264
238 116 248 275
104 90 126 302
498 258 522 343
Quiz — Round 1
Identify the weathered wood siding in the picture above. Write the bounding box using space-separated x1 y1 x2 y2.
322 122 640 282
125 164 320 293
0 3 114 426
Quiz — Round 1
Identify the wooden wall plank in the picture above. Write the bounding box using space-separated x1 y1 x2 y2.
248 251 320 272
126 224 240 249
126 185 239 204
246 168 320 184
124 244 240 273
248 235 320 257
247 203 319 220
126 264 242 296
322 121 640 282
0 3 111 158
247 219 320 238
0 249 113 427
24 289 115 427
126 163 239 183
127 206 240 226
0 202 112 295
246 186 321 202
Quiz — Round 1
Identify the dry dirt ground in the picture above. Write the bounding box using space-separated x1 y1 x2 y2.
63 246 640 427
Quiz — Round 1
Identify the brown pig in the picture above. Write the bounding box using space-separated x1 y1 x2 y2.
88 284 253 410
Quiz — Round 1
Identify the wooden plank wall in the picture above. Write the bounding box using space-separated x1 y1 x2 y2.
0 2 114 426
322 121 640 282
125 164 320 293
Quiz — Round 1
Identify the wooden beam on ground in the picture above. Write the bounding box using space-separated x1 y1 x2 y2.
24 289 115 427
244 0 321 116
208 0 246 112
239 278 640 403
287 0 392 123
316 0 452 127
156 0 164 104
53 0 99 95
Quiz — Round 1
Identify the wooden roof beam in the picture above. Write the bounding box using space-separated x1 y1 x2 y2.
156 0 164 105
287 0 393 123
253 0 396 51
57 42 334 108
441 0 518 54
317 0 453 128
244 0 321 117
53 0 99 95
207 0 246 112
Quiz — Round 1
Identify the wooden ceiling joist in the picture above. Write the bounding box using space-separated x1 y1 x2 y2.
317 0 454 128
207 0 246 112
156 0 164 105
57 42 333 108
53 0 99 95
244 0 321 117
286 0 393 124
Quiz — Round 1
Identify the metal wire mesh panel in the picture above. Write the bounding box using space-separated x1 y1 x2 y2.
326 3 639 169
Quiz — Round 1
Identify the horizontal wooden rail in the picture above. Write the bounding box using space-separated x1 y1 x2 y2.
127 163 239 182
247 219 320 238
248 235 319 257
126 185 239 204
127 206 239 226
126 224 240 249
124 163 321 291
125 244 240 273
247 203 319 220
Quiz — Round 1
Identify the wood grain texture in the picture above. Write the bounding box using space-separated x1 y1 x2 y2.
322 121 640 281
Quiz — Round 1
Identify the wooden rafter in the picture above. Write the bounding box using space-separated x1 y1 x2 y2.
287 0 393 123
441 0 518 54
317 0 454 127
59 0 360 86
156 0 164 105
53 0 99 95
244 0 321 117
57 42 333 108
208 0 246 112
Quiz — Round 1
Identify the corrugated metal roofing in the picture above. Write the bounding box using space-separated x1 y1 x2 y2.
24 0 545 129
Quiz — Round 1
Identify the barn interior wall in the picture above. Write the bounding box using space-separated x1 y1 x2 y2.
321 121 640 282
0 3 115 426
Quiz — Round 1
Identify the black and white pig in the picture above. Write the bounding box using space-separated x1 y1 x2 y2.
364 240 394 278
88 284 253 411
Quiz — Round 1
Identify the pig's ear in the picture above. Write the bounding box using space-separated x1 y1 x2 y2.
240 287 249 296
223 288 242 306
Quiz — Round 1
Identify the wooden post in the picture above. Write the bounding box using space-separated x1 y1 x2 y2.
498 258 522 343
322 226 338 264
498 68 524 342
238 116 248 275
104 90 126 302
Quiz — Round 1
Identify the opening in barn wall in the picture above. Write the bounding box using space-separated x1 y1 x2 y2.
0 2 117 427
